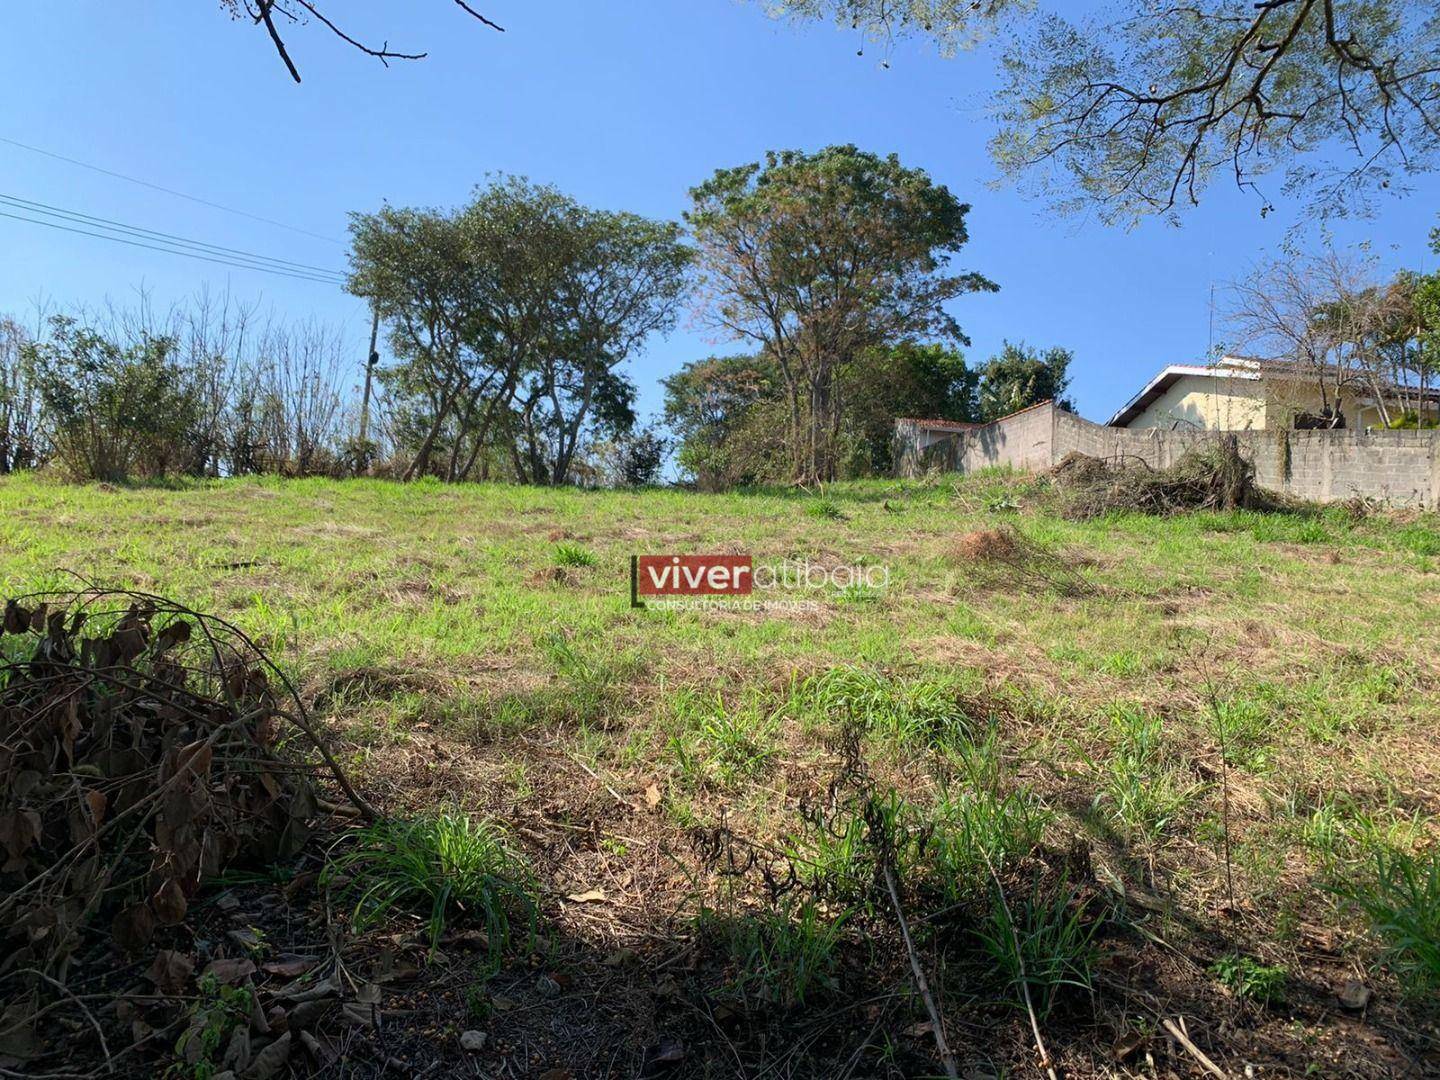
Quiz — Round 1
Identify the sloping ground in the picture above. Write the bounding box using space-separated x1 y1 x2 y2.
1 471 1438 1078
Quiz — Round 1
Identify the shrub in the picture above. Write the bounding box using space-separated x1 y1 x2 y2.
27 316 206 481
323 812 534 951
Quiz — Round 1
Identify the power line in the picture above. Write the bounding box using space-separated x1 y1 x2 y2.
0 209 347 286
0 193 348 281
0 134 346 246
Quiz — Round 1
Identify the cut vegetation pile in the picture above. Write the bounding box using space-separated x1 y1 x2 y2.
950 524 1094 596
0 587 369 1075
1049 441 1273 519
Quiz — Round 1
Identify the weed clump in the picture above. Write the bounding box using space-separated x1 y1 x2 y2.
1331 848 1440 998
323 811 534 951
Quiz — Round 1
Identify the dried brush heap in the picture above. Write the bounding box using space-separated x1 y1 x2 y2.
0 586 370 1067
950 525 1095 597
1048 438 1273 520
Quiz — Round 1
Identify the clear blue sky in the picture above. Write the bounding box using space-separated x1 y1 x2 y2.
2 1 1436 424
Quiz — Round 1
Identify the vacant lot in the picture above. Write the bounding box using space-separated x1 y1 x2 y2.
2 471 1438 1078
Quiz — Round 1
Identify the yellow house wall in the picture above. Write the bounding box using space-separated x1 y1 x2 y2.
1127 375 1267 431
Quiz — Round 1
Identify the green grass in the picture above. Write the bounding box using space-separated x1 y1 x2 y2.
700 896 850 1008
979 877 1100 1020
322 812 534 951
1 470 1437 1034
1331 848 1440 998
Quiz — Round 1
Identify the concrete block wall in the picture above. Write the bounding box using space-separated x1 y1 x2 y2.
897 405 1440 509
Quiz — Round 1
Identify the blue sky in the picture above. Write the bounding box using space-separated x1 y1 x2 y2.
2 1 1437 424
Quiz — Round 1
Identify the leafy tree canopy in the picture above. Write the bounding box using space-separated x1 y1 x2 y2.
687 144 996 481
977 340 1073 420
767 1 1440 224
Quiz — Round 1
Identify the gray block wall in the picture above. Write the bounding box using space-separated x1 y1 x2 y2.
897 406 1440 509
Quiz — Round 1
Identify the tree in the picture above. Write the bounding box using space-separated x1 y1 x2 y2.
1227 252 1364 426
841 341 977 474
351 178 688 486
766 2 1440 224
663 354 786 489
1227 251 1440 428
508 210 690 485
977 341 1072 421
217 1 503 83
687 145 996 482
0 318 44 473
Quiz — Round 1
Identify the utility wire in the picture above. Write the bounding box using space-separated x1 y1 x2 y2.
0 193 347 281
0 133 346 246
0 209 346 285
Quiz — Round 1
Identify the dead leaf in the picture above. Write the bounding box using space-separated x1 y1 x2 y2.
644 783 662 807
204 958 258 985
565 888 607 904
152 878 188 926
645 1036 684 1068
261 956 317 980
112 903 157 954
240 1031 290 1080
0 809 41 871
1113 1031 1147 1062
147 949 195 993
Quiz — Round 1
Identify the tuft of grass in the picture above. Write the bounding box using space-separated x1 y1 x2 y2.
671 691 780 788
701 896 850 1008
1210 953 1287 1004
1331 848 1440 998
553 542 597 568
928 728 1050 900
806 497 846 520
797 667 975 748
1206 694 1274 771
323 812 534 951
1095 706 1199 842
979 878 1099 1020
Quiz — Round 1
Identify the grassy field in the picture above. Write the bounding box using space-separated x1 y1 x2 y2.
2 470 1438 1077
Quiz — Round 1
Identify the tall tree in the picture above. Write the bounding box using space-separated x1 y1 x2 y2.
977 341 1073 421
765 2 1440 224
510 209 689 485
350 178 687 485
687 145 996 482
842 341 978 474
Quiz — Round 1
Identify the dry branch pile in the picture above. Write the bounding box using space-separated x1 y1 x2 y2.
0 587 367 1070
950 526 1095 597
1048 441 1270 520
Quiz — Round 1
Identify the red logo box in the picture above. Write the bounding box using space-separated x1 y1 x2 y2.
634 555 753 597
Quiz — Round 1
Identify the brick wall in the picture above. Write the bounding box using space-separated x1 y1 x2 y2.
896 406 1440 509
